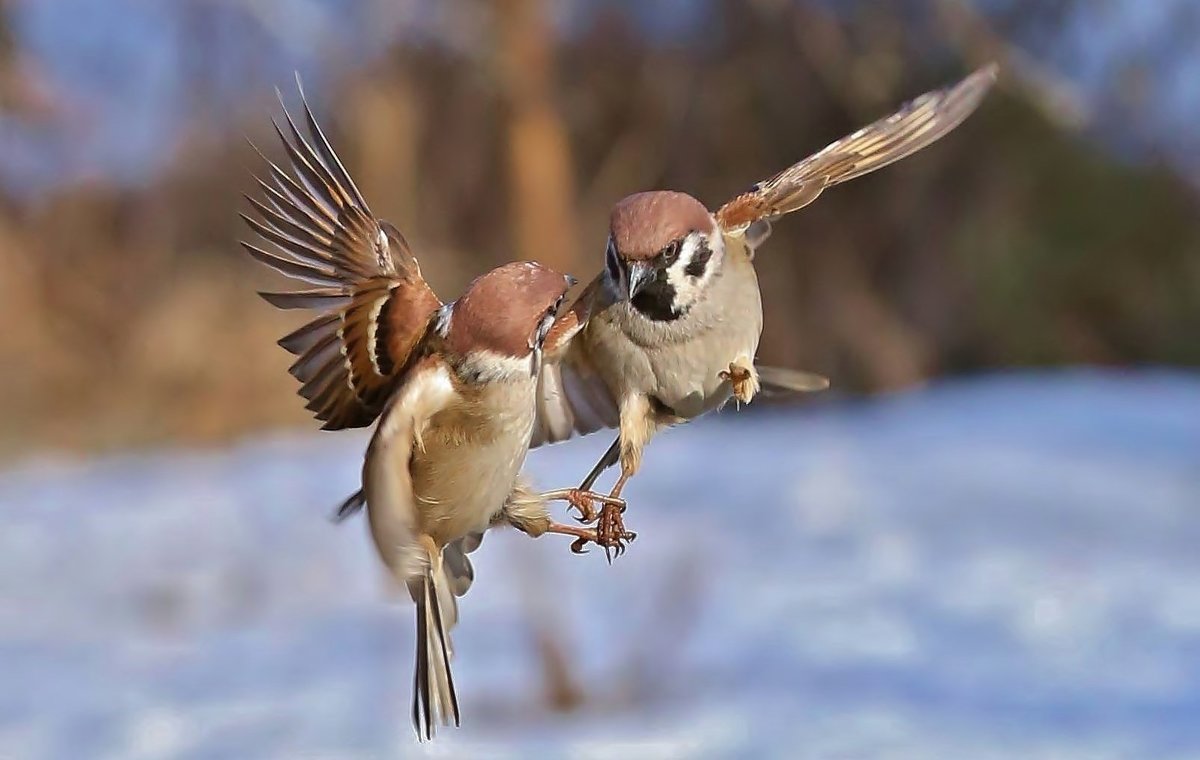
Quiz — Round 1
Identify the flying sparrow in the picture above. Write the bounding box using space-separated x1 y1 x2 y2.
242 85 624 739
530 65 998 555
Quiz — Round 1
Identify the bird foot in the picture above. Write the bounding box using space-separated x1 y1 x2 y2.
588 501 636 563
719 361 759 404
547 501 636 561
564 488 598 523
541 488 635 560
546 513 637 560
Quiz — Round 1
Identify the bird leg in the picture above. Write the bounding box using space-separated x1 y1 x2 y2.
578 437 621 493
538 487 624 525
547 423 650 561
585 418 653 562
592 466 636 562
543 436 619 524
541 522 615 555
719 357 760 405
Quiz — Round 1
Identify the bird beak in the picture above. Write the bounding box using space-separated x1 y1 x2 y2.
626 262 652 300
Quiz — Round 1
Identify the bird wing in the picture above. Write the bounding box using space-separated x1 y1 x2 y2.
715 64 997 237
243 80 442 430
362 355 458 581
529 277 622 448
359 354 461 740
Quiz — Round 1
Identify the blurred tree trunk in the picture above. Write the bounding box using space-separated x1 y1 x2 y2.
822 248 932 390
349 74 421 234
496 0 579 273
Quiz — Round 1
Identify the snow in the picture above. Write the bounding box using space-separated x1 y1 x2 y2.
2 369 1199 759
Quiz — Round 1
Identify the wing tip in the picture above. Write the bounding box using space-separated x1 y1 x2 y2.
330 489 365 522
975 61 1000 84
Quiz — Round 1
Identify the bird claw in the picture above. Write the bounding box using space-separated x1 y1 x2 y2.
596 502 636 564
563 488 627 524
545 489 634 561
564 488 599 523
720 361 758 404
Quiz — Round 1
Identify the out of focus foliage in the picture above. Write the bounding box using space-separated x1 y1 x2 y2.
0 0 1196 455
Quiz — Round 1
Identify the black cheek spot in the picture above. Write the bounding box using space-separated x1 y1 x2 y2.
684 243 712 278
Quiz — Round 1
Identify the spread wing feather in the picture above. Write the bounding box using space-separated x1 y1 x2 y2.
243 79 442 430
529 281 621 448
716 64 997 235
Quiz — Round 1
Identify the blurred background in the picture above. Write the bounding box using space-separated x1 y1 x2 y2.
1 0 1199 757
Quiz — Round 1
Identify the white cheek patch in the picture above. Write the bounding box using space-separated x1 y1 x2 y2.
664 233 718 312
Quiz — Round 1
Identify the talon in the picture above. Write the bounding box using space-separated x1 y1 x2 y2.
564 488 598 523
548 488 637 559
591 501 636 561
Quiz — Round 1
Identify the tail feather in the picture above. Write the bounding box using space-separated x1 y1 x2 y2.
756 365 831 396
426 572 459 718
409 556 460 741
441 540 476 598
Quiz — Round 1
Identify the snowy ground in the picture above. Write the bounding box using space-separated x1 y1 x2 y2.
2 369 1199 759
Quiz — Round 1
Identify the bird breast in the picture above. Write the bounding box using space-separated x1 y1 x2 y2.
409 379 537 545
587 244 763 420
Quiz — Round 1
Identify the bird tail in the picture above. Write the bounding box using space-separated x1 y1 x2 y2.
756 365 830 396
408 546 460 741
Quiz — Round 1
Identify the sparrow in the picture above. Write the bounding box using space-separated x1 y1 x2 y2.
242 84 622 739
530 65 998 553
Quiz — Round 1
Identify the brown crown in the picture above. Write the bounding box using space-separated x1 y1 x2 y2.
446 261 571 358
609 190 713 261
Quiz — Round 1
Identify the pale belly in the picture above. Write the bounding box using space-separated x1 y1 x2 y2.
587 258 763 420
410 414 534 545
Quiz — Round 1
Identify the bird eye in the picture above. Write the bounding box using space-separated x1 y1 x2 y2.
662 240 682 263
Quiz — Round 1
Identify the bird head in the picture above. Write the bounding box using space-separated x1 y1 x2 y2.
438 261 574 381
605 190 723 321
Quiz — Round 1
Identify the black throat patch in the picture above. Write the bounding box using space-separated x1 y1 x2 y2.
631 267 682 321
